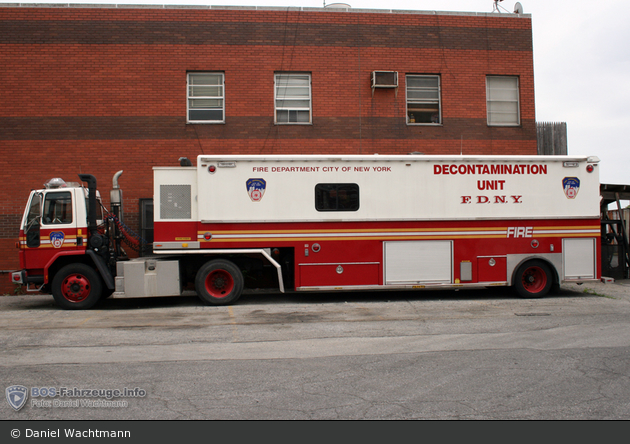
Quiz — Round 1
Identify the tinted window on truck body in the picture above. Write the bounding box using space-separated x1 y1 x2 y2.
315 184 359 212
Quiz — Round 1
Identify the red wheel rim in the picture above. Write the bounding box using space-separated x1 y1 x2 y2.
61 274 91 303
521 266 547 293
204 269 234 298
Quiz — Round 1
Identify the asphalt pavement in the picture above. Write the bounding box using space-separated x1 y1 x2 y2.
2 277 630 420
562 277 630 301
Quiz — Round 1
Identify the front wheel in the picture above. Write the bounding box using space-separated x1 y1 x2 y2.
195 259 244 305
514 260 553 298
51 263 103 310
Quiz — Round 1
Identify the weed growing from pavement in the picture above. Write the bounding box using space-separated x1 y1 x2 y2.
582 287 616 299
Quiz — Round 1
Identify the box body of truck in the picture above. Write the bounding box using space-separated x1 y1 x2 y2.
150 154 600 297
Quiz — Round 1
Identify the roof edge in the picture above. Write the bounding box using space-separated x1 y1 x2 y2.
0 3 532 18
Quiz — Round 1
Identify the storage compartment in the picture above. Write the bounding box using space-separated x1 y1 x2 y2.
299 263 379 287
563 238 596 279
477 256 507 282
114 259 181 298
384 241 452 284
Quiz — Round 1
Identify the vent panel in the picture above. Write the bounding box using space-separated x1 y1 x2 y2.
160 184 191 219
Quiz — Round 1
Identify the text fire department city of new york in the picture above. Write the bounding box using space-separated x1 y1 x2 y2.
12 154 601 309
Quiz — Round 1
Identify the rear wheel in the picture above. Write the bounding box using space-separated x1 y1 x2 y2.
195 259 244 305
514 260 553 298
51 263 102 310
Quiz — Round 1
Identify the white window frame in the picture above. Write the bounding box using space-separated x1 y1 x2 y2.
406 74 442 125
187 72 225 124
486 75 520 126
274 73 312 124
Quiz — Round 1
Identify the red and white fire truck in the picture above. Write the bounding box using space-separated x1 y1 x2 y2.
12 154 602 309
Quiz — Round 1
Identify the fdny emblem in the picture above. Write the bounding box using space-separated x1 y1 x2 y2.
50 231 65 248
6 385 28 411
246 178 266 202
562 177 580 199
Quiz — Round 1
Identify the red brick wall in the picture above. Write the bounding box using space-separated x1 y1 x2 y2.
0 5 535 293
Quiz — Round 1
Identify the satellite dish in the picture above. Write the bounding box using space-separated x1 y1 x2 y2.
514 2 524 14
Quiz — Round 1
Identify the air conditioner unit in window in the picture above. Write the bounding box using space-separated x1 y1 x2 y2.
371 71 398 88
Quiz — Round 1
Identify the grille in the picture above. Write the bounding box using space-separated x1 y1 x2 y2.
160 184 191 219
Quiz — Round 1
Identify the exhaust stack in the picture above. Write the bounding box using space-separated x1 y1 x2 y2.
110 170 123 222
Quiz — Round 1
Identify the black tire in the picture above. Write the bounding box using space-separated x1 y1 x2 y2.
514 260 553 298
195 259 244 305
51 263 102 310
101 287 115 299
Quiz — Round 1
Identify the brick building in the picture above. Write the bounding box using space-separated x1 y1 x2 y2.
0 4 535 292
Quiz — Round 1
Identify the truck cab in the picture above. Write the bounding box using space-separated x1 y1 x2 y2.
13 177 112 309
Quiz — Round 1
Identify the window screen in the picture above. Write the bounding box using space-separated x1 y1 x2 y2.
406 75 441 124
486 76 520 126
315 184 359 212
187 73 225 123
275 73 311 124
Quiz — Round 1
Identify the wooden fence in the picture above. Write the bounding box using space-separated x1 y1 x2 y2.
537 121 567 155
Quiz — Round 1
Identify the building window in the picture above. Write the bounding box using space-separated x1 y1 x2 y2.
315 184 360 212
486 76 520 126
275 73 311 124
406 75 441 125
187 73 224 123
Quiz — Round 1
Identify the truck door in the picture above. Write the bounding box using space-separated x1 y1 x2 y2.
22 189 79 272
23 192 41 250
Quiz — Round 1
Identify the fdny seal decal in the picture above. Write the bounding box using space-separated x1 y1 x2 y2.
50 231 65 248
246 178 266 202
562 177 580 199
